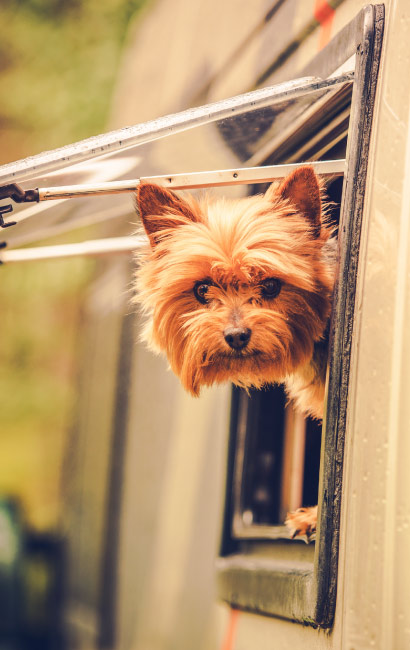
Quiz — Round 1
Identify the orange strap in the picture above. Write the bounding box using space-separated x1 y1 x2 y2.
314 0 335 50
220 608 240 650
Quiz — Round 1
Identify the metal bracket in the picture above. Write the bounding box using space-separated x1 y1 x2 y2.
0 204 16 229
0 183 40 229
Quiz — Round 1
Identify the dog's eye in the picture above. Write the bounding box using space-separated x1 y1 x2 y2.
260 277 282 299
193 280 213 304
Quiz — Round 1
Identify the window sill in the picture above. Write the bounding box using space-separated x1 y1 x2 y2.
216 554 316 623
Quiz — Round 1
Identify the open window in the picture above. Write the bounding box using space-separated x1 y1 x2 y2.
0 3 384 636
226 166 343 545
217 5 384 627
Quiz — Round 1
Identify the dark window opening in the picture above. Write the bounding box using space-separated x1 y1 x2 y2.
234 385 323 531
240 386 286 528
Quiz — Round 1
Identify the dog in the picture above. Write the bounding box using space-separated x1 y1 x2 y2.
134 166 335 539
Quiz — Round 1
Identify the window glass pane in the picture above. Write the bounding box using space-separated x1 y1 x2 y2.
0 78 352 247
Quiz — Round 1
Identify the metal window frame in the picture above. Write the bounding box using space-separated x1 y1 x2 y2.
0 89 350 249
0 76 352 187
216 4 385 628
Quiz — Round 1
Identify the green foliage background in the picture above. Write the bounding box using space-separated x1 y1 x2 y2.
0 0 147 161
0 0 148 529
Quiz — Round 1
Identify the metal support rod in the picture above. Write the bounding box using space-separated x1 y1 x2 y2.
0 159 345 263
0 236 146 264
31 159 345 201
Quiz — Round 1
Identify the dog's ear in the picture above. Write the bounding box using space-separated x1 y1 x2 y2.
136 182 198 247
267 166 322 238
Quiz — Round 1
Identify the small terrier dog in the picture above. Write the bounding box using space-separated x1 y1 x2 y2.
134 166 335 539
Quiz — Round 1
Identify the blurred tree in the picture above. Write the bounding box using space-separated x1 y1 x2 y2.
0 0 148 163
0 0 149 530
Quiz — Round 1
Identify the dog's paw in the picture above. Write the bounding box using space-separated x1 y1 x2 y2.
285 505 318 543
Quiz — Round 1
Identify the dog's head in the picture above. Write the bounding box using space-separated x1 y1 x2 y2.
134 167 335 395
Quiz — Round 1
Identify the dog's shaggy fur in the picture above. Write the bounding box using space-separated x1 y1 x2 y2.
134 166 336 537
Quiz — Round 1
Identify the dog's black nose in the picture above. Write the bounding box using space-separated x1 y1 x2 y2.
224 326 251 350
